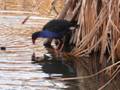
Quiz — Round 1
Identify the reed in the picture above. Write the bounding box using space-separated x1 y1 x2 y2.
58 0 120 61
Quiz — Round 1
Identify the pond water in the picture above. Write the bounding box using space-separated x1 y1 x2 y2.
0 15 120 90
0 15 79 90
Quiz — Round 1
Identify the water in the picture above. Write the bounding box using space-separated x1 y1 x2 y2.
0 15 79 90
0 15 120 90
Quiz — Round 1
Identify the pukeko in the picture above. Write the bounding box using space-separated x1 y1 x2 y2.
32 19 78 51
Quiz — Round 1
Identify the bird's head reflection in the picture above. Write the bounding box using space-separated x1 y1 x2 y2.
31 53 76 77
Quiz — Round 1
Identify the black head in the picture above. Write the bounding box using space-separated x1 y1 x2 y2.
32 31 40 44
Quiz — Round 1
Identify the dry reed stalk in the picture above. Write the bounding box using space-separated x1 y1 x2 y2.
57 0 72 19
69 1 82 44
98 66 120 90
99 18 110 64
71 36 103 57
21 16 30 24
72 4 109 55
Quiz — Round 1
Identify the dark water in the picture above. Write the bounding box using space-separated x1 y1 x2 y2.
0 15 120 90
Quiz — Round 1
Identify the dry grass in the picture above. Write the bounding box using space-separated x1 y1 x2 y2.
58 0 120 61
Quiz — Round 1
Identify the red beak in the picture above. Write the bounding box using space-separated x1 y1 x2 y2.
32 39 35 44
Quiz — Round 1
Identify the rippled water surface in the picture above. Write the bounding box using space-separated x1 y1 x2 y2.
0 15 78 90
1 15 120 90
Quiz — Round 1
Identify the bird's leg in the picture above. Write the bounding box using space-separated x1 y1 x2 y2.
44 39 53 49
54 39 64 57
58 40 64 52
55 39 60 49
53 39 60 57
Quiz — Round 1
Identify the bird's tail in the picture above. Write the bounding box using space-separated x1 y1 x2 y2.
70 21 80 28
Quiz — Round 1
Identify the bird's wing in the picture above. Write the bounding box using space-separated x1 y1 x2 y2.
38 30 64 38
42 19 72 33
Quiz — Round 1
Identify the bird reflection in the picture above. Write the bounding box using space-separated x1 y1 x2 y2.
32 52 76 78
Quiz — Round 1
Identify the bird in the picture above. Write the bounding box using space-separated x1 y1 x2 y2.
32 19 78 52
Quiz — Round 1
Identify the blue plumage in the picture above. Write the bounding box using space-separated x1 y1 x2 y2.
32 19 78 49
38 29 65 38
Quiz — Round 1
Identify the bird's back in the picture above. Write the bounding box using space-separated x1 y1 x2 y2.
42 19 74 33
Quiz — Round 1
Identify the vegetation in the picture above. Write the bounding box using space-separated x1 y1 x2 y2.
58 0 120 61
